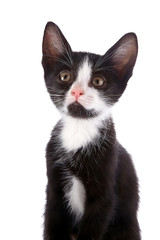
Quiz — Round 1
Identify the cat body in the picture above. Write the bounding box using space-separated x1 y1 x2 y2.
42 22 141 240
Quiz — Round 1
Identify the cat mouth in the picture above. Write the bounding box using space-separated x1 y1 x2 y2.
67 102 98 119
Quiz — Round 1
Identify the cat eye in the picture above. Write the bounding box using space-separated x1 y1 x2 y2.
59 71 71 82
92 77 105 87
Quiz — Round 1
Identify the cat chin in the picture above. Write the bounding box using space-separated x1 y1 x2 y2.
67 102 98 119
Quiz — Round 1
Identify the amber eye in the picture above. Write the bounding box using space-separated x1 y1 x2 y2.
59 71 71 82
92 77 105 87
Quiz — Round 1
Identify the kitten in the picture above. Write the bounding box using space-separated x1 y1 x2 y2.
42 22 141 240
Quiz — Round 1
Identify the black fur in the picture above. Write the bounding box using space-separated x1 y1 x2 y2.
68 102 98 118
42 22 141 240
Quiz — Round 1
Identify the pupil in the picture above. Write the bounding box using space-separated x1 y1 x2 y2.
62 74 68 81
95 79 100 85
93 77 103 86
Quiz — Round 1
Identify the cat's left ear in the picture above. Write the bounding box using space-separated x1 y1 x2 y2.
104 33 138 83
42 22 72 62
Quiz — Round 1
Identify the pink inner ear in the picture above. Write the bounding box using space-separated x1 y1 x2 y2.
112 33 138 75
112 38 137 71
43 23 65 57
48 29 64 54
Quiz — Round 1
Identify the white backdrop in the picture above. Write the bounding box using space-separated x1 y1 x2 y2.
0 1 160 239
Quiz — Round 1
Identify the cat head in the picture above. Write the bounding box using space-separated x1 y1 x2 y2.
42 22 138 120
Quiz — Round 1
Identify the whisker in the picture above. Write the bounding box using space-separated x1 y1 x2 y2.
50 94 65 97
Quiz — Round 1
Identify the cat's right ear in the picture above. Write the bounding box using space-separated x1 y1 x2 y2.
42 22 72 66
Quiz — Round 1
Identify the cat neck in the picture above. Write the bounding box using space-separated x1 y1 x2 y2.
60 112 114 152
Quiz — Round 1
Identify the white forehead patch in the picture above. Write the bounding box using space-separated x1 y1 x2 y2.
76 57 92 87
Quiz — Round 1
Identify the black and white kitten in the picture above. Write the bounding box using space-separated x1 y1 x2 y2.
42 22 140 240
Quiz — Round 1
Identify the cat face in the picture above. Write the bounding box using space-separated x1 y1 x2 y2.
42 22 138 120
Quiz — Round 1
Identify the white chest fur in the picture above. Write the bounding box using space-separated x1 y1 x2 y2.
60 116 99 151
60 112 112 152
65 176 86 222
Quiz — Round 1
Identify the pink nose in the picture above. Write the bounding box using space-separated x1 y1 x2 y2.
71 88 84 100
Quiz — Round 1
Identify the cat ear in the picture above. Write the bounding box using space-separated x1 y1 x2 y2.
104 33 138 82
42 22 72 60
